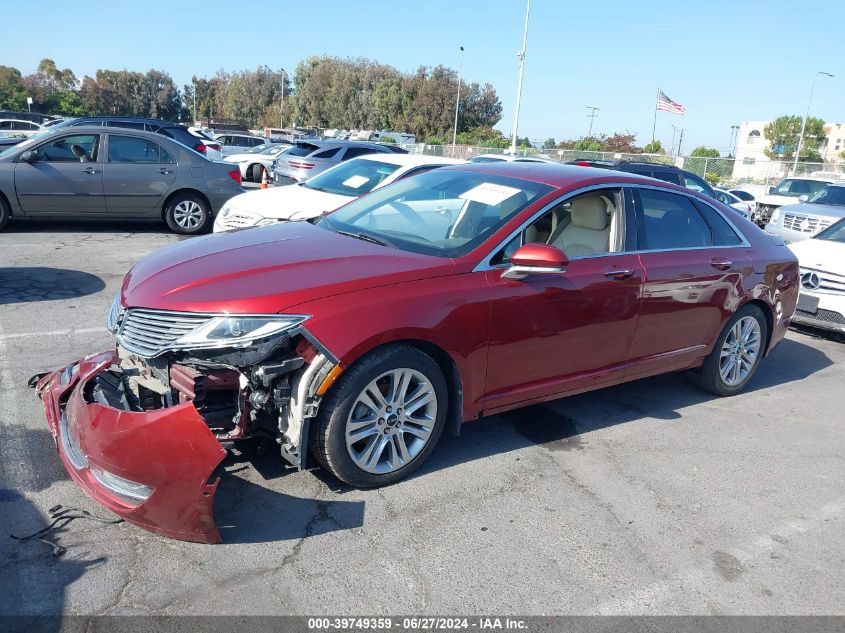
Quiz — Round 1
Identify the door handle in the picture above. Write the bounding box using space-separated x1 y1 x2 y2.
158 168 174 175
603 267 635 280
83 167 100 174
710 259 732 270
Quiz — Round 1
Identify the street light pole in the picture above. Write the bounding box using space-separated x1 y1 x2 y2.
586 106 599 138
280 69 287 130
793 71 834 174
510 0 530 155
729 124 739 157
451 46 464 158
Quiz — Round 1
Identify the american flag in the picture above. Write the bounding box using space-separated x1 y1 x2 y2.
656 90 686 114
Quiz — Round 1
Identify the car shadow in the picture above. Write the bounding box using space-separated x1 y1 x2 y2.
3 219 171 234
0 267 105 305
414 333 834 480
213 442 365 545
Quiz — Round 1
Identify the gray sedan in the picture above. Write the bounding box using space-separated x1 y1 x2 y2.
271 140 405 184
0 126 244 234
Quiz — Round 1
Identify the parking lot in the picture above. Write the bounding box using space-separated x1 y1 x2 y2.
0 222 842 616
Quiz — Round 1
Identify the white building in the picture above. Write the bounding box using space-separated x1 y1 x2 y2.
731 120 785 182
820 123 845 163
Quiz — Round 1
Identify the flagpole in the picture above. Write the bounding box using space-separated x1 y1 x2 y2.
652 87 659 143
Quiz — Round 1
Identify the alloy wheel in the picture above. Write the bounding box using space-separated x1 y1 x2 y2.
173 200 204 230
345 368 438 474
719 316 762 387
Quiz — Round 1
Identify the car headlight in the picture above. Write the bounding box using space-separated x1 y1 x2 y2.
770 207 781 223
174 315 308 350
106 293 124 334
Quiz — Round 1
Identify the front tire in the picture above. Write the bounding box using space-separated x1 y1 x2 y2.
0 195 9 231
691 304 768 396
312 345 448 488
164 193 211 235
250 164 263 183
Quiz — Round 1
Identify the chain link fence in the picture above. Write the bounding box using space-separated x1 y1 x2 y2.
405 143 845 190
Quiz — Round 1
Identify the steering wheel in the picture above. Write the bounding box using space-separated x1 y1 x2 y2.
390 201 428 229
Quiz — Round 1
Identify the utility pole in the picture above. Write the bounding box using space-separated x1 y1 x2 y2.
280 69 287 130
193 80 197 125
509 0 530 155
670 124 678 156
451 46 464 157
729 124 739 157
586 106 599 138
677 128 685 156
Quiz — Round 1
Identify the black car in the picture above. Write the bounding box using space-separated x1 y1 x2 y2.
569 159 717 199
53 116 215 158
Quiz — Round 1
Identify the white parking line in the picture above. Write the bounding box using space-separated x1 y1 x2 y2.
0 326 108 341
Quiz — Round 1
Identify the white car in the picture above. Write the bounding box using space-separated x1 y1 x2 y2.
788 217 845 335
188 127 223 161
0 119 46 139
765 183 845 243
214 154 465 232
224 144 292 183
752 177 833 226
714 188 752 220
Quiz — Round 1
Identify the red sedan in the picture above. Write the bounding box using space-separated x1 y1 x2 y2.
34 163 799 543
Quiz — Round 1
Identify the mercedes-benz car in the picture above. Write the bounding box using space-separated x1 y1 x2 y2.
788 217 845 335
33 163 798 543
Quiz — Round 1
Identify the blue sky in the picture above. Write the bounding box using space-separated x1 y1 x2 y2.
4 0 844 152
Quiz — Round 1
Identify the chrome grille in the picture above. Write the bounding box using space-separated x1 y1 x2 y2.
117 309 212 357
800 267 845 294
220 212 259 230
782 213 832 234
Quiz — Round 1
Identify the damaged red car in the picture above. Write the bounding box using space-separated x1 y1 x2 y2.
34 163 799 543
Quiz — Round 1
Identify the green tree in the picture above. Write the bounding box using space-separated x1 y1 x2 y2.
690 146 720 158
542 137 556 150
764 115 825 162
573 137 602 152
0 65 27 110
642 140 664 154
455 125 509 148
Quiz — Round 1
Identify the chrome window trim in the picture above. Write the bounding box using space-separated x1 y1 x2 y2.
473 182 633 272
473 182 752 273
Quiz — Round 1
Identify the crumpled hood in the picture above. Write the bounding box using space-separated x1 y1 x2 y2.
757 194 801 207
121 221 454 314
788 238 845 276
222 184 353 221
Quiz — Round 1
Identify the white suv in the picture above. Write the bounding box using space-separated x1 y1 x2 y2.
765 183 845 243
788 217 845 335
753 177 833 226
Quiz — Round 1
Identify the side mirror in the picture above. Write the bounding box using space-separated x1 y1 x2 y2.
798 194 809 203
768 186 776 194
20 150 37 163
502 243 569 280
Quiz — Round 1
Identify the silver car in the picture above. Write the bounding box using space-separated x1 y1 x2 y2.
765 183 845 243
271 140 403 184
0 125 244 234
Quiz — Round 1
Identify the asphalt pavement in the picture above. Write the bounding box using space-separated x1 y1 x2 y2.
0 221 843 616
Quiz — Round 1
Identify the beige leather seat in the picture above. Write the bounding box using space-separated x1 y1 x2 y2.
551 196 610 256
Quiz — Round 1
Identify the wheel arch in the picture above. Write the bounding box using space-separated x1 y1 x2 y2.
161 188 212 220
335 338 465 438
0 188 12 216
743 298 775 355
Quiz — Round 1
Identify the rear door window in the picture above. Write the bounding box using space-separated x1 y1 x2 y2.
107 135 174 163
653 170 682 185
636 188 713 250
693 201 743 246
106 120 146 131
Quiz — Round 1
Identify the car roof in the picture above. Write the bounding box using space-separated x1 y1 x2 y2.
349 153 465 167
69 115 183 127
439 161 706 192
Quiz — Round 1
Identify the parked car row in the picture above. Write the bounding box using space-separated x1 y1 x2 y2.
270 140 407 184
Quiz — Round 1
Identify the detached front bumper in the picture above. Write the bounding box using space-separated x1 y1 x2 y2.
35 350 227 543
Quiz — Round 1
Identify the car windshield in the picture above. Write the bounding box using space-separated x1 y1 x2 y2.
772 179 828 196
814 217 845 243
304 158 401 197
807 185 845 206
316 169 553 257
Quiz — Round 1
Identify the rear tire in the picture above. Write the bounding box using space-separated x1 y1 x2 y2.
0 195 9 231
312 345 448 488
690 304 768 396
164 193 211 235
250 164 263 183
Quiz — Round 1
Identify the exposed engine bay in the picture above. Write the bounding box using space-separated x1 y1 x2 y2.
90 321 338 470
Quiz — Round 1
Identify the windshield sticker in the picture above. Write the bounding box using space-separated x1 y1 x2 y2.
342 175 371 189
459 183 522 206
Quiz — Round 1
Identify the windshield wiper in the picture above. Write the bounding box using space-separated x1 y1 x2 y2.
335 229 390 247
